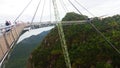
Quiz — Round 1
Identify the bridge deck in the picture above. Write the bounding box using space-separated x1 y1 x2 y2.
0 20 88 67
0 23 26 67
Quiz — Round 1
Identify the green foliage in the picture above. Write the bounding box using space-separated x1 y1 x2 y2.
62 12 88 21
5 31 49 68
31 12 120 68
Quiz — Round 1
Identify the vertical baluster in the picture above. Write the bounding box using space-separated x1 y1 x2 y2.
3 33 10 49
0 44 4 55
11 29 15 42
13 25 19 38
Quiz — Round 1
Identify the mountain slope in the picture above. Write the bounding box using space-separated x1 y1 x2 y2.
30 12 120 68
5 31 50 68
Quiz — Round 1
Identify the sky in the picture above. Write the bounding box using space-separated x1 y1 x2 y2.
0 0 120 24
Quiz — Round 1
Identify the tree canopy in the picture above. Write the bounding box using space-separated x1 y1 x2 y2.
29 12 120 68
62 12 88 21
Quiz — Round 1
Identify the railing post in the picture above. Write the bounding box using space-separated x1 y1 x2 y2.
13 25 19 38
3 33 10 49
0 44 4 55
10 29 15 42
8 32 12 44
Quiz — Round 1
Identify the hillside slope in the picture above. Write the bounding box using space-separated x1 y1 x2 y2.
30 12 120 68
5 31 50 68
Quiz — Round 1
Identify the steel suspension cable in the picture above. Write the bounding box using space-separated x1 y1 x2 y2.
30 0 41 26
74 0 120 55
61 0 69 12
59 0 68 13
12 0 33 36
89 21 120 55
52 0 71 68
68 0 120 55
74 0 95 17
68 0 82 15
40 0 46 22
13 0 33 24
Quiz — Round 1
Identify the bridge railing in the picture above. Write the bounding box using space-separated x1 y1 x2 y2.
0 23 26 66
30 20 88 29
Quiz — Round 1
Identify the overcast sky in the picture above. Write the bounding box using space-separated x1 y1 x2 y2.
0 0 120 24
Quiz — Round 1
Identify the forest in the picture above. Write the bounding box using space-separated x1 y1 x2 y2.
28 12 120 68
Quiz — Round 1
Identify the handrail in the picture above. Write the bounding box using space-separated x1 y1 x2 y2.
0 25 14 30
